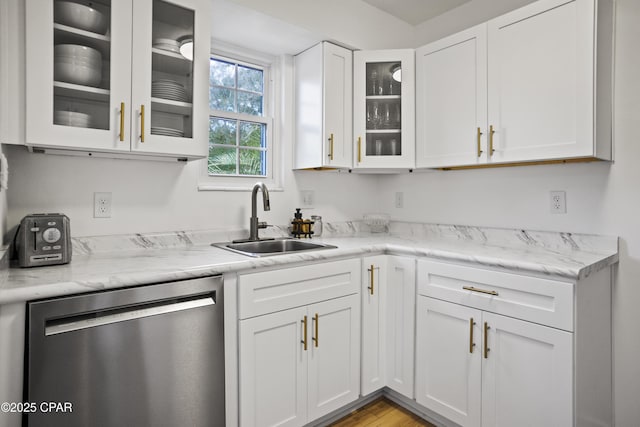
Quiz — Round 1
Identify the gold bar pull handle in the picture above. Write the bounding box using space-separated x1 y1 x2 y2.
119 102 125 142
489 125 495 155
312 313 319 347
357 136 362 163
477 127 483 157
469 318 476 353
367 264 379 295
484 322 490 359
301 316 308 351
463 286 498 296
140 105 145 143
328 133 334 160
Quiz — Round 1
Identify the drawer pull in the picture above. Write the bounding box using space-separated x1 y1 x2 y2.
463 286 498 296
484 322 490 359
312 313 319 347
301 316 308 351
469 318 476 353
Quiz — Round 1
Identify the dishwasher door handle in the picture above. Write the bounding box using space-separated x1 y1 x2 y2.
45 297 215 336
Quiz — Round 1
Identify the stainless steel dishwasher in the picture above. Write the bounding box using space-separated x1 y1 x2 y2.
25 275 224 427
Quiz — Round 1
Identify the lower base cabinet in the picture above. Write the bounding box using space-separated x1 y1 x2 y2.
239 294 360 427
415 296 572 427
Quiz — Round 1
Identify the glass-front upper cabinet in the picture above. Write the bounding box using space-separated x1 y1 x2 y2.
25 0 208 159
353 50 415 169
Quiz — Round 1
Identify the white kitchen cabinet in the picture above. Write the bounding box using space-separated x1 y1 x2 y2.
361 255 416 398
239 295 360 427
294 42 353 169
416 259 612 427
416 0 613 168
25 0 209 160
238 260 361 427
361 255 386 396
353 49 415 170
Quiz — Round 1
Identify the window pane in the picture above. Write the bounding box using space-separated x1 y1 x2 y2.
209 118 236 145
238 65 263 93
210 87 235 112
210 59 235 88
239 148 266 176
238 91 263 116
208 146 237 175
239 122 265 147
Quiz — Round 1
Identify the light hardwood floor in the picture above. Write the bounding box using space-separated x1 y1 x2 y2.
329 398 436 427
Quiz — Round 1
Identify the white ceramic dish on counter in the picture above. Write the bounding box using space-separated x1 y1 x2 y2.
54 0 108 34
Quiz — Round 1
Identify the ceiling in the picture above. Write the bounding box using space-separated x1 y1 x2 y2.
361 0 472 26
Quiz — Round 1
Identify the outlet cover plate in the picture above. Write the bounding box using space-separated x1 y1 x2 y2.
94 192 112 218
550 191 566 214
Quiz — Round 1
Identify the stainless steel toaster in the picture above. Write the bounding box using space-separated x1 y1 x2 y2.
15 214 72 267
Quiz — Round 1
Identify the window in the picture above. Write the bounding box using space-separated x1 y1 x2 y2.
208 56 269 177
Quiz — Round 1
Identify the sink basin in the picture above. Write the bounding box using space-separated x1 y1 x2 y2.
213 238 337 257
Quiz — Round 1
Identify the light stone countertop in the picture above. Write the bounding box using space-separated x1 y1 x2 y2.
0 221 619 305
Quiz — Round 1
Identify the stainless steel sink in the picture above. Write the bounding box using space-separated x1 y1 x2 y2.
213 238 337 257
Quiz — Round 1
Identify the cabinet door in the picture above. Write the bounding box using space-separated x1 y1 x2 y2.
307 295 360 421
487 0 596 163
385 255 415 398
26 0 133 151
416 297 481 427
481 312 572 427
130 0 208 158
324 43 353 168
353 49 415 169
416 25 487 168
239 306 308 427
361 255 387 395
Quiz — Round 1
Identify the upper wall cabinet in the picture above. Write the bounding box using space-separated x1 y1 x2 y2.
294 42 353 169
25 0 210 160
416 0 614 169
353 49 415 170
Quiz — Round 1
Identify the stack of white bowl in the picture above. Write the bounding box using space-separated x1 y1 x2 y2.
54 110 92 128
153 38 180 53
54 0 108 35
54 44 102 87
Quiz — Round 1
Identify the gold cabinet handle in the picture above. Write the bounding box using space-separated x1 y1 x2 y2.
489 125 495 155
328 133 334 160
463 286 498 296
301 315 308 351
469 318 476 353
140 105 145 143
312 313 319 347
484 322 490 359
119 102 125 142
357 136 362 163
477 127 483 157
367 264 378 295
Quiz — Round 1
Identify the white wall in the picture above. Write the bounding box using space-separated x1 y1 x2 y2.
376 0 639 424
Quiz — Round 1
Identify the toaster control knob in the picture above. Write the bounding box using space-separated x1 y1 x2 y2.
43 228 62 244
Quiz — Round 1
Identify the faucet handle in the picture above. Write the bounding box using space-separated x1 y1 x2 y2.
257 221 268 229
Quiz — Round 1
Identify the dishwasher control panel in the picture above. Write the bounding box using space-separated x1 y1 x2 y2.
16 213 72 267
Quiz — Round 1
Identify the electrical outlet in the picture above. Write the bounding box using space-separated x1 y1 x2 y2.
395 192 404 208
550 191 566 214
301 190 315 207
94 192 112 218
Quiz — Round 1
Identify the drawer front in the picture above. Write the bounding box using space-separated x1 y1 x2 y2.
239 258 361 319
417 259 574 331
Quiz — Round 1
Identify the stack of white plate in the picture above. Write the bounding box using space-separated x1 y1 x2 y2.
152 79 189 102
54 110 92 128
54 44 102 87
152 38 180 53
151 126 184 137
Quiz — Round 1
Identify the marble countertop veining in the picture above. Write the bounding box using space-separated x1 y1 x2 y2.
0 223 619 305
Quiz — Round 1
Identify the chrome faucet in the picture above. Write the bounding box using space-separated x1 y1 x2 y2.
248 182 270 241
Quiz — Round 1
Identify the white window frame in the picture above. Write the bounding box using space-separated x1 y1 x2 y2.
199 40 282 191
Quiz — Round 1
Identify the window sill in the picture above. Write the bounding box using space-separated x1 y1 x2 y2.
198 183 284 192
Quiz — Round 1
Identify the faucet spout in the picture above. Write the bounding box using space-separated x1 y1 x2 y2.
249 182 270 241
